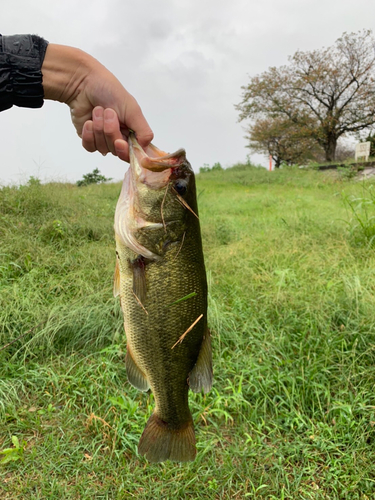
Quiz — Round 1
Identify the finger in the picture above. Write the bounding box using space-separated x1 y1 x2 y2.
114 139 130 162
103 108 124 155
123 96 154 148
92 106 109 155
82 121 96 153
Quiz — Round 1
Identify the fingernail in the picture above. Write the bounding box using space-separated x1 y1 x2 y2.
85 121 93 133
104 109 115 122
94 107 103 119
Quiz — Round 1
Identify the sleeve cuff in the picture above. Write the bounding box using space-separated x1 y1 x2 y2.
0 34 49 111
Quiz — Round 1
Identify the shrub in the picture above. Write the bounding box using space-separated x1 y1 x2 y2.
76 168 112 187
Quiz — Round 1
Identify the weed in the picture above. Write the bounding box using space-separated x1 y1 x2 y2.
344 184 375 246
0 436 26 464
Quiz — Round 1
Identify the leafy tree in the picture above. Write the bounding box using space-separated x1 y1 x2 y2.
199 163 211 174
76 168 112 187
247 117 322 167
237 30 375 162
199 162 223 173
27 176 41 187
199 164 211 173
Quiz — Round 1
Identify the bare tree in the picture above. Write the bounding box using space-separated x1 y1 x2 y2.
237 30 375 162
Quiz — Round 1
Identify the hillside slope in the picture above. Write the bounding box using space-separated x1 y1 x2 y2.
1 166 375 498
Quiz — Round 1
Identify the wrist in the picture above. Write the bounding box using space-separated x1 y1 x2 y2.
42 44 93 104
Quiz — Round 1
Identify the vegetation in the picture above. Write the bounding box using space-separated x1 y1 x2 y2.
237 30 375 162
246 117 320 167
76 168 112 187
199 162 223 173
363 133 375 158
2 166 375 498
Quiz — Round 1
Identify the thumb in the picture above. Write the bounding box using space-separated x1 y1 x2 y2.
121 96 154 148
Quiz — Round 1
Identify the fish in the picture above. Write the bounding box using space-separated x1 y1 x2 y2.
113 133 212 463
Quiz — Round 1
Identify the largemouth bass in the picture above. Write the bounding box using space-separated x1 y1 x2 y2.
114 133 212 463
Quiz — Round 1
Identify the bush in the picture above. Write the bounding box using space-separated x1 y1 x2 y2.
199 164 211 173
76 168 112 187
199 162 223 173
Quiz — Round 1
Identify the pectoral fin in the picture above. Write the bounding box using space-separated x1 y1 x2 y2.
126 348 150 392
131 256 147 303
113 256 121 298
188 330 213 393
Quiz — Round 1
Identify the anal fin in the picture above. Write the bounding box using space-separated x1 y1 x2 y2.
188 329 213 393
126 348 150 392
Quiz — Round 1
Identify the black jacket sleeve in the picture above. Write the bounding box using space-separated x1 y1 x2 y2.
0 34 49 112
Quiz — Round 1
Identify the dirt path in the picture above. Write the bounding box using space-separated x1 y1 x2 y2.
357 167 375 180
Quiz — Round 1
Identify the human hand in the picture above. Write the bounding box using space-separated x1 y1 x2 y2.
81 106 142 162
42 44 153 162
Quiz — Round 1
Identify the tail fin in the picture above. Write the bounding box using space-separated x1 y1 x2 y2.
138 413 196 463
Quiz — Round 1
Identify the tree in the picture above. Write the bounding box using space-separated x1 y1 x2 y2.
247 117 322 167
76 168 112 187
335 139 355 162
237 30 375 162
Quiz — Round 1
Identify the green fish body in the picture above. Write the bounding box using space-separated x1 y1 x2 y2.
114 134 212 462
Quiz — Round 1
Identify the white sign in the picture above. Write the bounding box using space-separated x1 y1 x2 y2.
355 142 371 161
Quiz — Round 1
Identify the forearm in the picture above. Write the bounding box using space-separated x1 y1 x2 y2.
0 36 95 108
0 34 153 160
41 44 94 104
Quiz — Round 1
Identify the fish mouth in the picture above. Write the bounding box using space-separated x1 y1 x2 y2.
114 133 189 261
129 133 186 188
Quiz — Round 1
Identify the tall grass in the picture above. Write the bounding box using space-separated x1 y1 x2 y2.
1 167 375 498
344 183 375 247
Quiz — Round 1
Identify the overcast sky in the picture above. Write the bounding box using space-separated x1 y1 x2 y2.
1 0 375 185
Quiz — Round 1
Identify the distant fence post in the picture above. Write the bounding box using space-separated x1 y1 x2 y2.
269 155 273 171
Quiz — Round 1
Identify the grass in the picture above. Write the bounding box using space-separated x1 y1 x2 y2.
307 156 375 168
1 166 375 498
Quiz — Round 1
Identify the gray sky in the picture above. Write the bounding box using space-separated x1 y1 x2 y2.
1 0 375 185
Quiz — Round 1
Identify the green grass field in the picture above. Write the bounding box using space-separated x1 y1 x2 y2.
1 166 375 498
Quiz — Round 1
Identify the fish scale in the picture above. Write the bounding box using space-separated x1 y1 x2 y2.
114 133 212 462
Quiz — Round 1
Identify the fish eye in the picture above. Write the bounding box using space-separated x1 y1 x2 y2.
174 180 187 196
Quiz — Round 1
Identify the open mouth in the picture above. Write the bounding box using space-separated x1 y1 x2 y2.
128 133 187 188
